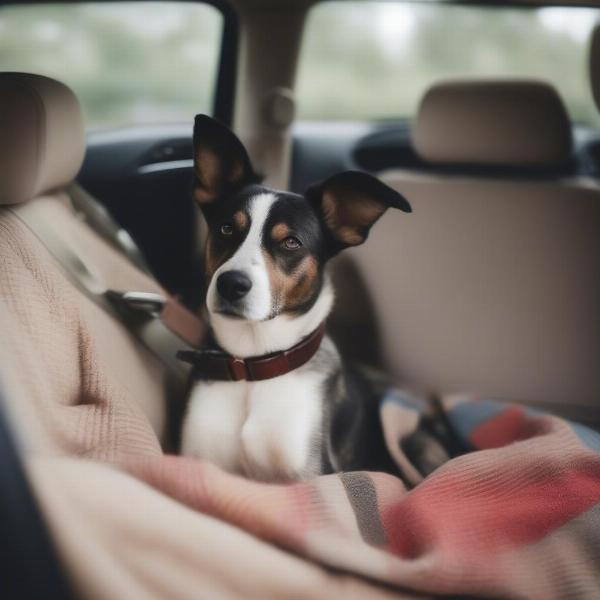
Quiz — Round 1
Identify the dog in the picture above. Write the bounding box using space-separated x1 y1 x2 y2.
180 115 412 482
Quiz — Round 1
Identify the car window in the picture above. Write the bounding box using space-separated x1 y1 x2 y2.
297 2 600 126
0 2 223 130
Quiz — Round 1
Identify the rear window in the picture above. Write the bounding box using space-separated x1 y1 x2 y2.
297 2 600 126
0 2 223 129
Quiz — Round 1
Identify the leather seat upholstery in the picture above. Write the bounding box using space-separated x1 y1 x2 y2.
412 80 572 168
0 73 85 204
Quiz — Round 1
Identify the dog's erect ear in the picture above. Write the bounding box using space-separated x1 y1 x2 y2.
192 114 257 204
307 171 411 251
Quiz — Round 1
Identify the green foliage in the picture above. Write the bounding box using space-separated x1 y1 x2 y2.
0 3 222 128
296 2 600 126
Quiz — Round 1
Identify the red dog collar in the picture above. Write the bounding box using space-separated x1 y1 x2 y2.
177 322 326 382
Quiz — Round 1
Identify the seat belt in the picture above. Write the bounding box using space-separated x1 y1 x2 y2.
10 201 207 390
67 183 152 274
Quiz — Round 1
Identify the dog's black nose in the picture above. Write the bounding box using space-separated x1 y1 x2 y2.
217 270 252 302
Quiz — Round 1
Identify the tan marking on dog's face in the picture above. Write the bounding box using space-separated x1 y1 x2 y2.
322 189 386 246
262 251 319 314
233 210 248 231
270 222 291 242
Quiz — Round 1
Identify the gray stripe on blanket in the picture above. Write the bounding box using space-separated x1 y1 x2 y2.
340 472 386 546
570 502 600 569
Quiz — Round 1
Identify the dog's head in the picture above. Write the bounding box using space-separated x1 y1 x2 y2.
193 115 411 323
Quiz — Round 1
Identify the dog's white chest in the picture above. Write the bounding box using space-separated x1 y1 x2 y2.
181 369 325 481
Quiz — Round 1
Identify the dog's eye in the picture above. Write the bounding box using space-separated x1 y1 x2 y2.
282 236 302 250
220 223 233 236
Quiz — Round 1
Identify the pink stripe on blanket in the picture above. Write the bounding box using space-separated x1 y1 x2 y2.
470 405 538 449
382 452 600 559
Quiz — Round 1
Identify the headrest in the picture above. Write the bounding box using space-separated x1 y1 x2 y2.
0 73 85 205
413 80 572 168
590 24 600 113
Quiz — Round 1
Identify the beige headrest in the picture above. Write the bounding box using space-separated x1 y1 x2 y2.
0 73 85 205
590 24 600 113
413 80 572 168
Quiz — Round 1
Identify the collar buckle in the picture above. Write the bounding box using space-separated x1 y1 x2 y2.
228 357 249 381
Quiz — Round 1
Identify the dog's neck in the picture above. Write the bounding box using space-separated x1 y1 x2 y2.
209 275 335 359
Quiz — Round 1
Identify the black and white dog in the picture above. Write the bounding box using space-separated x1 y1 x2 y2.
181 115 411 481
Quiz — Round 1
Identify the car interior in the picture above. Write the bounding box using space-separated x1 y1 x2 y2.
1 0 600 598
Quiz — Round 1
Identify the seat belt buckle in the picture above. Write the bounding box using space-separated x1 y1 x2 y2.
107 290 166 315
106 290 206 348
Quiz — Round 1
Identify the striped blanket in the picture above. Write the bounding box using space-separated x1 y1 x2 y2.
125 392 600 599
